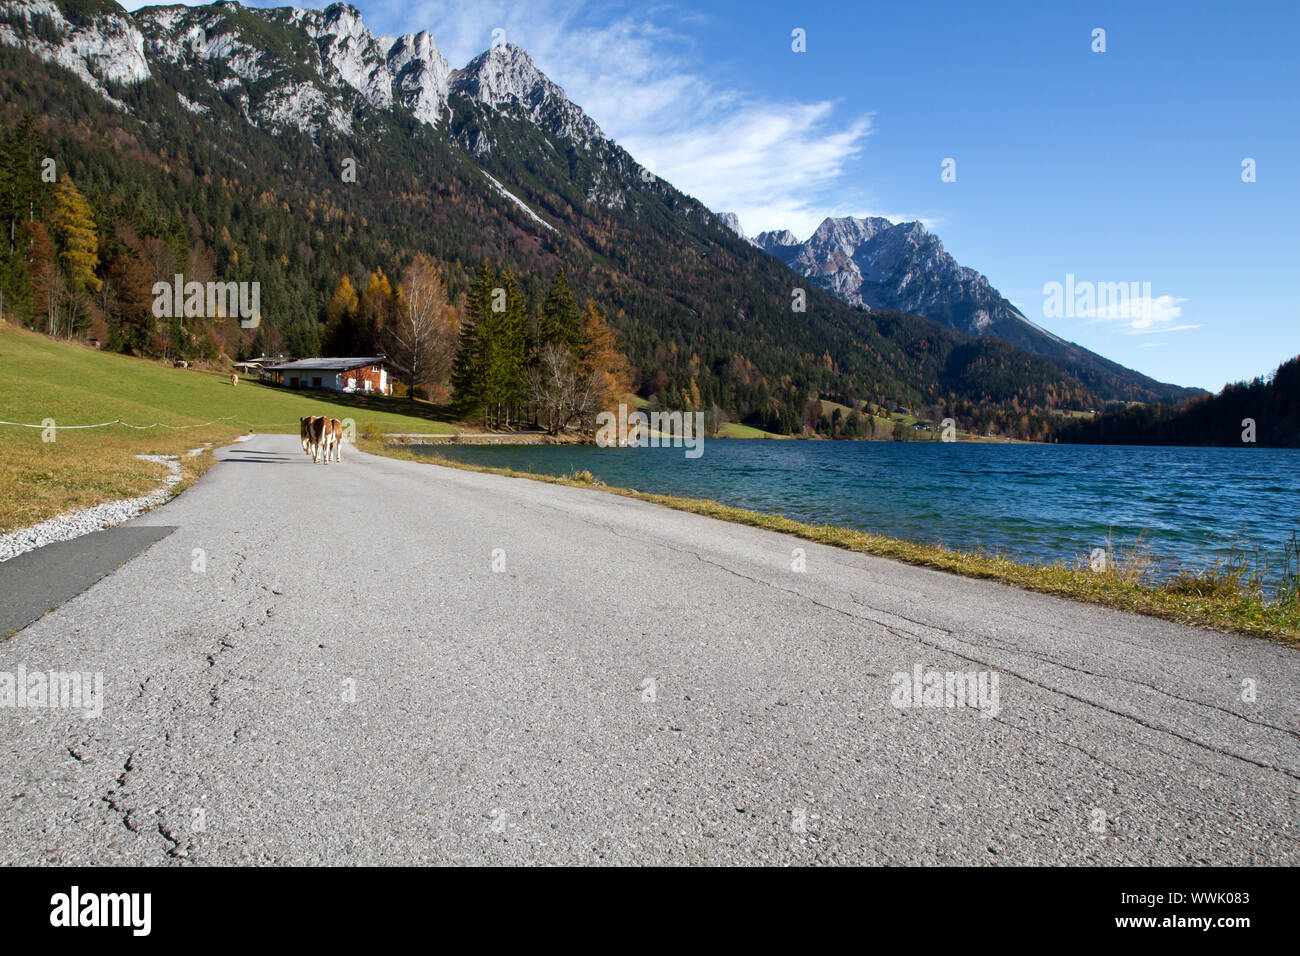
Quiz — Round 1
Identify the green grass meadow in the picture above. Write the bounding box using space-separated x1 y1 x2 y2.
0 323 453 531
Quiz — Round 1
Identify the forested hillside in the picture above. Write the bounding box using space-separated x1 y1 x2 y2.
1055 356 1300 448
0 1 1193 439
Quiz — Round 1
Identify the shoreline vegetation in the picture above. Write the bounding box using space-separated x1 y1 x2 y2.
379 408 1025 445
359 437 1300 647
382 428 1022 445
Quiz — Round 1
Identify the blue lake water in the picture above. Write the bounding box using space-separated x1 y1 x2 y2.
416 440 1300 580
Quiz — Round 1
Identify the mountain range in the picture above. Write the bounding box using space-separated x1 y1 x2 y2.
0 0 1200 435
733 211 1193 405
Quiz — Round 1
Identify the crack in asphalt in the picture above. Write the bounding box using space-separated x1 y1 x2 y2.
99 750 140 834
79 544 292 863
559 505 1300 783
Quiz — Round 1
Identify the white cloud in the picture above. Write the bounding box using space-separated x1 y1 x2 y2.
622 104 874 238
1083 294 1198 334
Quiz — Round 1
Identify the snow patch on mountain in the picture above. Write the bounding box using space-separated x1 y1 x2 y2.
481 171 555 232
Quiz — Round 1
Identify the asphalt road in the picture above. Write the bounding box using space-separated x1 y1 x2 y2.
0 526 177 639
2 434 1297 865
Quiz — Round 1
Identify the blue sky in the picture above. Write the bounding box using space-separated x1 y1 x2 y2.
125 0 1299 391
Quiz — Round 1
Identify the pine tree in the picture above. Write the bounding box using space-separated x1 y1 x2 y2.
102 242 155 354
538 267 581 355
452 261 495 420
483 268 529 427
0 116 47 259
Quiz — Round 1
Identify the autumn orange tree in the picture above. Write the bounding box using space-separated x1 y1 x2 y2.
324 269 395 355
578 299 632 414
22 221 60 337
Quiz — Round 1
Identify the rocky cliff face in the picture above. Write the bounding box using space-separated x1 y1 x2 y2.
1 0 611 162
452 42 603 149
0 0 148 105
715 211 745 239
0 1 458 134
752 215 1026 337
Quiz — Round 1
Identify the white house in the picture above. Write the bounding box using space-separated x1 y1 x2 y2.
265 356 393 395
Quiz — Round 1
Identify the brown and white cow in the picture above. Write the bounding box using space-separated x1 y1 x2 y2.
309 415 329 463
300 416 316 457
327 418 343 463
300 415 343 463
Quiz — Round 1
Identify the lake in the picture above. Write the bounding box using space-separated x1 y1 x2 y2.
414 440 1300 581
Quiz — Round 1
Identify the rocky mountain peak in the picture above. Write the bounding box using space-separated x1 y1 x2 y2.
715 211 744 239
453 42 604 147
756 213 1030 342
751 228 799 251
806 216 894 255
301 2 394 111
386 29 451 126
321 2 365 35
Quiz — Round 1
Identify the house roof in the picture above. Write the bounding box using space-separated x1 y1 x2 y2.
233 354 292 368
271 356 388 372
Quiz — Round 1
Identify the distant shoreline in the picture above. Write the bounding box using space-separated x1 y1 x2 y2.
382 430 1025 446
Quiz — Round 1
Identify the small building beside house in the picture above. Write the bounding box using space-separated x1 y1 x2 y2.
264 356 393 396
233 353 292 376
